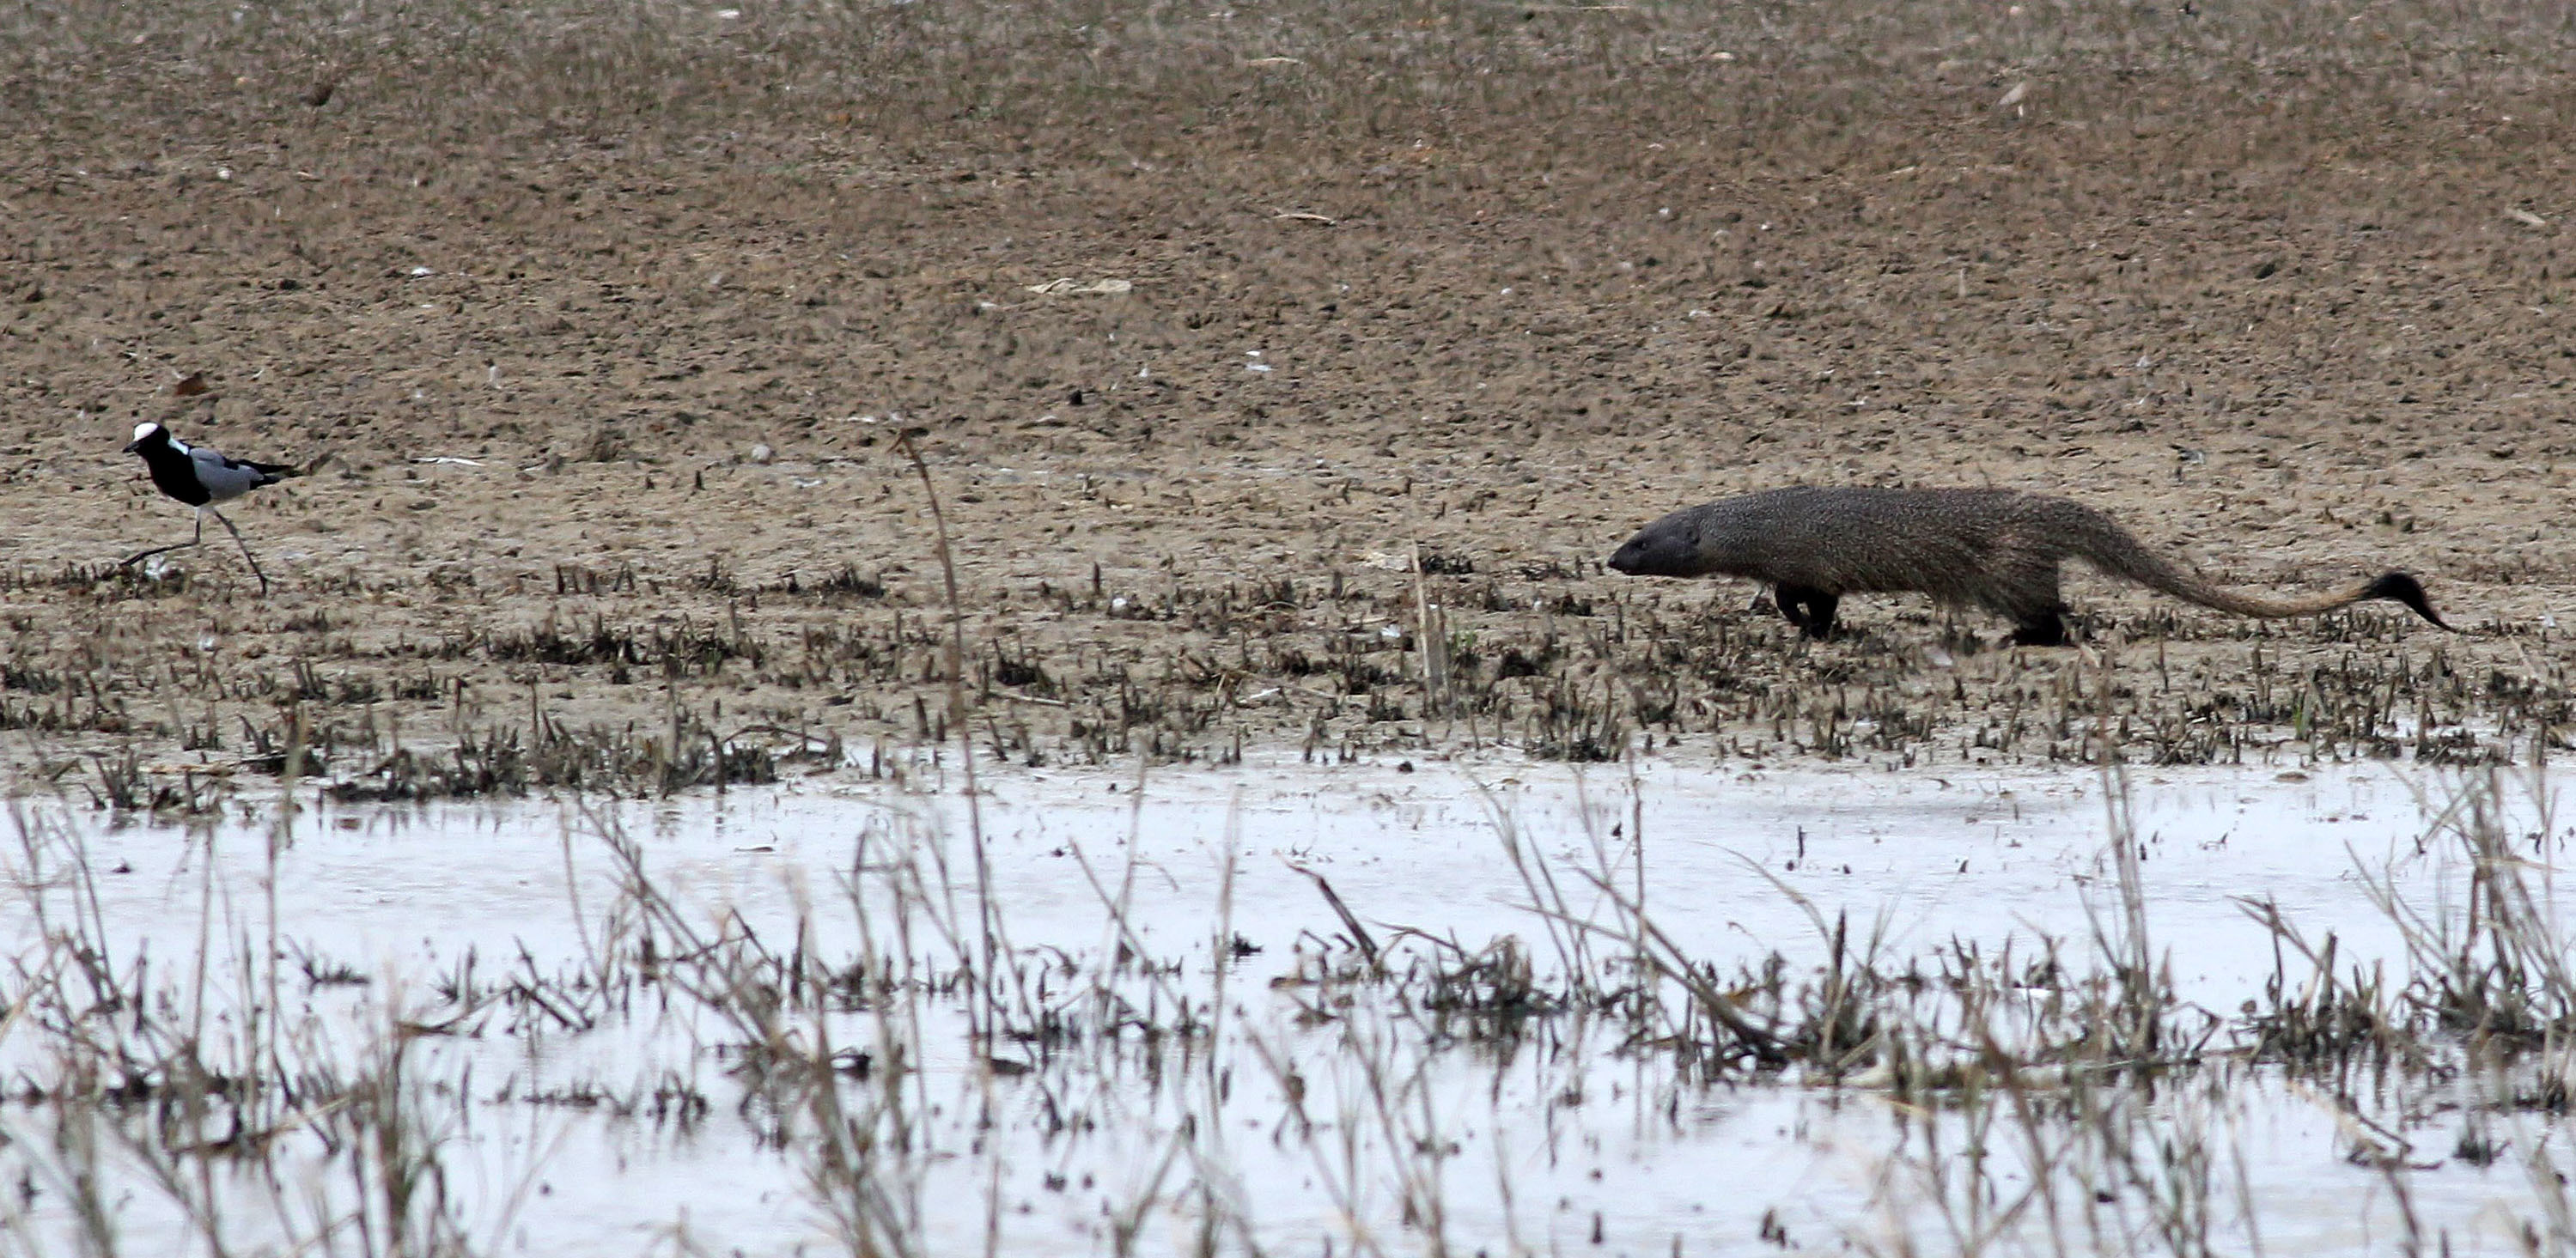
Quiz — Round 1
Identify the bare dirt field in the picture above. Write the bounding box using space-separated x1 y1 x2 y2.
3 0 2573 800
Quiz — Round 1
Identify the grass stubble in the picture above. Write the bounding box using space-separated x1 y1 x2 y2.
10 528 2560 820
3 664 2574 1251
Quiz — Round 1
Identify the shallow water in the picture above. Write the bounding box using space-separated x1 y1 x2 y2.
3 753 2568 1255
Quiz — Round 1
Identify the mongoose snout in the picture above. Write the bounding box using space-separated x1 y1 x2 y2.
1607 522 1705 577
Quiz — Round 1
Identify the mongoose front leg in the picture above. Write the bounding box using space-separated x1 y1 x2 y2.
1774 585 1840 640
2008 610 2071 647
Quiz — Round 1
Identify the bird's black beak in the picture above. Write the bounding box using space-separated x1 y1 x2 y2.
123 439 143 453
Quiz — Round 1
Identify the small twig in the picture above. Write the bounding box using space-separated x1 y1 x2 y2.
990 691 1069 708
1287 862 1379 963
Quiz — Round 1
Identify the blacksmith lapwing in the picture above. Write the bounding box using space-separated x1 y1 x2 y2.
122 421 304 594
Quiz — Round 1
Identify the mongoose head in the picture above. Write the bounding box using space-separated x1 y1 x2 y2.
1609 505 1742 578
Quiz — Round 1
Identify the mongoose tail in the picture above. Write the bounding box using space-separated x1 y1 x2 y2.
2361 572 2450 630
2065 513 2451 629
1607 487 2452 642
2142 568 2450 629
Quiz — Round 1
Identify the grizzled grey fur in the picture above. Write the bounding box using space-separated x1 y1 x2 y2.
1608 487 2448 646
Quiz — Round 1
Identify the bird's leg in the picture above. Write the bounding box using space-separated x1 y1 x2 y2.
122 513 205 568
205 507 270 596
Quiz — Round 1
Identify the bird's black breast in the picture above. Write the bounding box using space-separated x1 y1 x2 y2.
143 449 212 506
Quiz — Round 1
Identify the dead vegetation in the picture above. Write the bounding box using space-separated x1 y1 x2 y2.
3 750 2571 1253
5 544 2561 811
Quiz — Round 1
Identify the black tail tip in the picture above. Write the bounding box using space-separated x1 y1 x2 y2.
2363 571 2451 630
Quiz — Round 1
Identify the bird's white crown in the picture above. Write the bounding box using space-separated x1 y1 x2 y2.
131 422 161 442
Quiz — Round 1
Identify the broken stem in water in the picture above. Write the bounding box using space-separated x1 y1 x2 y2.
895 426 1000 1050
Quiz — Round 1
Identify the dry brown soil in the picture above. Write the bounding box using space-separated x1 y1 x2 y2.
3 0 2573 799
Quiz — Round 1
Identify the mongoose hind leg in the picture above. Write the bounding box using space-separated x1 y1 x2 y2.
1774 585 1841 640
2007 610 2072 647
1996 554 2070 647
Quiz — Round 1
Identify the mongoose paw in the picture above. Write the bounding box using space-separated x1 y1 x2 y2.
2008 617 2072 647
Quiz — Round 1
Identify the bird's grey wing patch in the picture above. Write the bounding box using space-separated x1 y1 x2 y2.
189 446 277 502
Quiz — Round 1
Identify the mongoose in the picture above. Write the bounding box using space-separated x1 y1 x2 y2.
1606 487 2450 646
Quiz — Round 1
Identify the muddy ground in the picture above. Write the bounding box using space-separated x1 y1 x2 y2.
2 0 2572 800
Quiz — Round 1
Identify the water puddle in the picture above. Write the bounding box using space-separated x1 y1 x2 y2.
3 755 2568 1254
